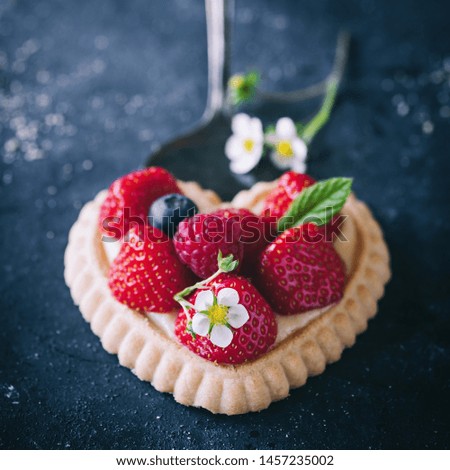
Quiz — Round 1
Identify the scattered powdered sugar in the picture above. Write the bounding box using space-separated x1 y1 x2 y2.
2 384 20 405
381 57 450 140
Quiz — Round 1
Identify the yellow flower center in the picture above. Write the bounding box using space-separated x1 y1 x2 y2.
243 139 254 153
230 75 244 89
208 304 228 325
277 140 294 158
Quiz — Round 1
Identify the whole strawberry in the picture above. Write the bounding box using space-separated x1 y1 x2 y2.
99 167 180 239
108 225 195 313
173 212 244 279
213 208 277 269
262 171 316 221
256 224 346 314
175 273 277 364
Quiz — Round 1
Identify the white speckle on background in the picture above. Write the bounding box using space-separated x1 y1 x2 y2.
90 96 104 110
4 138 19 153
3 172 13 184
439 106 450 118
397 102 410 116
422 120 434 134
35 93 51 108
2 384 20 405
444 57 450 73
94 35 109 50
46 231 54 239
269 66 282 82
237 8 254 24
273 15 288 30
82 159 93 170
23 143 43 161
430 70 444 84
36 69 50 84
62 163 73 174
92 58 105 74
45 113 64 127
392 94 404 106
138 129 154 141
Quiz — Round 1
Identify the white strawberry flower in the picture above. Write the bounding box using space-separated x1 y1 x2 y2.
266 117 308 173
225 113 264 174
191 288 249 348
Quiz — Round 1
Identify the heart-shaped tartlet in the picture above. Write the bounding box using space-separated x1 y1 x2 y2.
64 174 390 415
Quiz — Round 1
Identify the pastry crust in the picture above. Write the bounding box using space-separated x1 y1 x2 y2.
64 181 390 415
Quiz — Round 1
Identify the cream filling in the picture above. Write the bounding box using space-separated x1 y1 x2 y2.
145 308 329 345
102 240 337 345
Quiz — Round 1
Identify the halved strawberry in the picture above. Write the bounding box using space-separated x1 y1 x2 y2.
108 225 195 313
256 224 346 314
175 273 277 364
99 167 180 240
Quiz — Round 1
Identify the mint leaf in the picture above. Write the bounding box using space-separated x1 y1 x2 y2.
277 177 353 232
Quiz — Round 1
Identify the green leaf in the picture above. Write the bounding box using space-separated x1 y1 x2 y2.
228 71 260 105
217 251 239 273
246 70 260 86
265 124 276 134
277 177 353 232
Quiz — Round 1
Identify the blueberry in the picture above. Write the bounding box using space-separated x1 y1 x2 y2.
148 193 198 237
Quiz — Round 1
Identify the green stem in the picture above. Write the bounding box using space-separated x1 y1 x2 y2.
301 78 338 145
300 31 350 145
173 253 239 320
174 269 224 305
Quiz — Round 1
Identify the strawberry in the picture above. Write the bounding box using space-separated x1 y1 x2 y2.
108 225 195 313
175 273 277 364
213 208 277 270
173 213 244 279
262 171 316 221
99 167 180 240
256 224 346 314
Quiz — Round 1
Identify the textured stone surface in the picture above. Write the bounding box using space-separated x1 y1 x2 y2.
0 0 449 449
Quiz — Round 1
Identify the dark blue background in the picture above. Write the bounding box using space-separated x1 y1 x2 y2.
1 0 449 449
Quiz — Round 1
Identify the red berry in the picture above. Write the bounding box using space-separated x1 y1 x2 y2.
173 213 244 279
175 274 277 364
256 224 346 314
99 167 180 240
213 208 277 272
108 225 195 313
262 171 316 220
